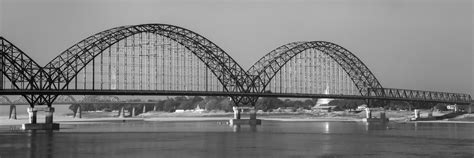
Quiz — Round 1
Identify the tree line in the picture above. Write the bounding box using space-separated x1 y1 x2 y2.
69 95 452 114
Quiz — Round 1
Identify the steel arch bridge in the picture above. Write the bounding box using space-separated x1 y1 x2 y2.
0 24 471 108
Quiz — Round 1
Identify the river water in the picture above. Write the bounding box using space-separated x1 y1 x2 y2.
0 121 473 158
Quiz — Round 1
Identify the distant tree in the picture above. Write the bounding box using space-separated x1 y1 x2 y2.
178 100 194 110
434 103 448 111
329 99 365 110
163 99 178 112
191 96 204 104
256 97 282 112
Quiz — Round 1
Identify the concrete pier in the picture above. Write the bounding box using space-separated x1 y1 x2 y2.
131 107 136 117
9 105 17 120
229 106 261 125
119 107 125 118
365 108 372 118
410 109 436 121
233 106 241 119
22 107 59 130
27 107 37 124
153 105 157 111
414 109 421 119
143 105 146 113
74 106 82 118
362 108 389 123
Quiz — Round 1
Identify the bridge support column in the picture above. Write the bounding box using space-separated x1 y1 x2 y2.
131 107 136 117
379 111 386 120
362 108 389 123
229 106 261 125
233 106 241 119
365 108 372 118
119 107 125 118
414 109 420 119
249 108 257 120
143 105 146 114
45 107 54 124
22 107 59 130
27 108 37 124
9 105 17 120
153 105 157 111
74 106 82 119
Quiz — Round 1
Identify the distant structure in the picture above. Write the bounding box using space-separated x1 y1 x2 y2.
314 86 334 106
312 86 335 112
194 104 205 113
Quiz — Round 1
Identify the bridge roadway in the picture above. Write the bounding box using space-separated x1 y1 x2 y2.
0 102 161 106
0 89 471 105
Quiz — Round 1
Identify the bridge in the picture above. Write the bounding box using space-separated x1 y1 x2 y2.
0 23 471 128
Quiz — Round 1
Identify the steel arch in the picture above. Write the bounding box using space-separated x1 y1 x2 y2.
249 41 383 96
42 24 249 104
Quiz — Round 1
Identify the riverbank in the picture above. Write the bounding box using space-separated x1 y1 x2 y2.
1 110 473 126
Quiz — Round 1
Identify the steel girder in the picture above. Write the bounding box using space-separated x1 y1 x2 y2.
248 41 383 96
368 88 472 104
42 24 249 105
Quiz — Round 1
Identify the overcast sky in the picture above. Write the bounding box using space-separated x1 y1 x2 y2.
1 0 473 96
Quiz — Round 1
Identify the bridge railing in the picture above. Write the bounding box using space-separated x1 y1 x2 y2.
368 88 472 104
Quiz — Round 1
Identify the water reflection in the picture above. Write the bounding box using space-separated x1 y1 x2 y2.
364 122 389 131
0 121 472 158
27 130 54 158
324 122 330 133
232 125 258 132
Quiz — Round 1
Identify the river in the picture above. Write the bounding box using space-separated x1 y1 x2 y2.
0 120 473 158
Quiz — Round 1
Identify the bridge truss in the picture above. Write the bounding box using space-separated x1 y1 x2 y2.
0 24 472 108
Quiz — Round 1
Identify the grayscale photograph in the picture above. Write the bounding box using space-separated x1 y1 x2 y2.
0 0 473 157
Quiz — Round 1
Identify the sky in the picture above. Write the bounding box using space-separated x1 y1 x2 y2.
0 0 473 96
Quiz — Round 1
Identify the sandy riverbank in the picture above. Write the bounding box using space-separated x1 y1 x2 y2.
1 110 473 126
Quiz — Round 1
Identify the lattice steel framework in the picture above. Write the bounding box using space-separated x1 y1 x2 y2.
41 24 250 106
0 26 472 107
369 88 472 103
249 41 383 96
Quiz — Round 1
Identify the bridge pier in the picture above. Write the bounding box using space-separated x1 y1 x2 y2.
362 108 389 123
131 107 136 117
45 107 54 124
143 105 146 114
229 106 261 125
153 105 157 111
410 109 436 121
233 106 241 119
9 105 17 120
74 106 82 118
119 107 125 118
414 109 421 119
22 107 59 130
27 107 37 124
365 108 372 118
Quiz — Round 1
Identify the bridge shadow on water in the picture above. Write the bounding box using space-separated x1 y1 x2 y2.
26 130 55 158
